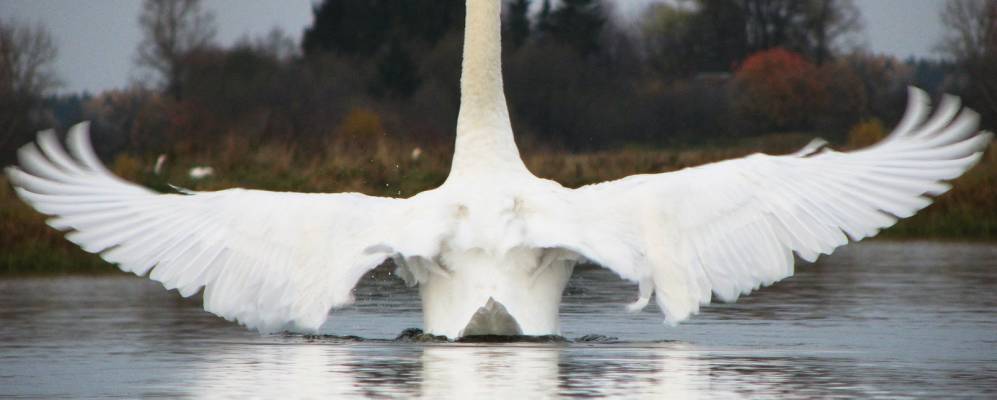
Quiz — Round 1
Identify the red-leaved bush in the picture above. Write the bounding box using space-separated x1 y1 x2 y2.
733 48 827 131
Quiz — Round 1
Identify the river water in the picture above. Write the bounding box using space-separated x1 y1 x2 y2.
1 241 995 399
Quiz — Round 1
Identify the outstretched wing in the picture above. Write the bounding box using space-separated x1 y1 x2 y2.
572 88 992 324
6 123 429 333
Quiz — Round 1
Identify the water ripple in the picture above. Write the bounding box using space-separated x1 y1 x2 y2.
0 241 994 398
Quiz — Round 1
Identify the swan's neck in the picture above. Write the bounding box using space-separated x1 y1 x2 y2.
449 0 528 179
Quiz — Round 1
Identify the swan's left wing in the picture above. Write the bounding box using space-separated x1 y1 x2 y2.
6 123 443 333
567 88 992 324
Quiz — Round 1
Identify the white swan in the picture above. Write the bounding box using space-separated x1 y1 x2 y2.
6 0 992 338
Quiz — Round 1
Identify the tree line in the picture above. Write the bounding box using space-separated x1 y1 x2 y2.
1 0 994 165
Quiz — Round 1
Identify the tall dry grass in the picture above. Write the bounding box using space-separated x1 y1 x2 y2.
0 174 107 274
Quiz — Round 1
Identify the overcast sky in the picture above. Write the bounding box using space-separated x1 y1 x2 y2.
0 0 948 95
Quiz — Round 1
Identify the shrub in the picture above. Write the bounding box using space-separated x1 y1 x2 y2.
732 48 825 132
846 119 887 149
334 107 386 155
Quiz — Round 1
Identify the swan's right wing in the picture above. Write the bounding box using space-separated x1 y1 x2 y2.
568 88 992 324
6 123 446 333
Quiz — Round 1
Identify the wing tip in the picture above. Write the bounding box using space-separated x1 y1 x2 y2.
66 121 93 147
3 165 18 179
4 166 28 188
981 131 995 146
906 85 927 101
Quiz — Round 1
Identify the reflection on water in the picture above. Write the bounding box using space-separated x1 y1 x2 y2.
420 345 560 398
0 241 995 398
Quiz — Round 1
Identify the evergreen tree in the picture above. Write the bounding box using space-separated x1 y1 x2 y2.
543 0 606 57
301 1 389 56
374 39 421 98
693 0 748 72
301 0 463 98
505 0 531 49
537 0 552 34
302 0 463 56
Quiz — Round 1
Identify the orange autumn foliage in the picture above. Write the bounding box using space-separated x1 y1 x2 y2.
733 48 827 131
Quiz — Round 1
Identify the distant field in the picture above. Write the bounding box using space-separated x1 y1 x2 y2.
2 135 993 274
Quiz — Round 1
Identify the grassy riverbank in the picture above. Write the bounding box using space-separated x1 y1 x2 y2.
2 135 994 274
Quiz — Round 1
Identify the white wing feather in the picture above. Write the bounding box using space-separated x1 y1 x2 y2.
6 123 421 333
5 88 991 334
573 88 992 324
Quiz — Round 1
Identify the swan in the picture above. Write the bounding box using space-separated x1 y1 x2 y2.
5 0 992 339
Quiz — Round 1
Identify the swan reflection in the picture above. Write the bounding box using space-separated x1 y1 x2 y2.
187 340 748 399
420 344 560 398
191 342 364 398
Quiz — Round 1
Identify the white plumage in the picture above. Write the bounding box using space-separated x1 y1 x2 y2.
6 0 992 338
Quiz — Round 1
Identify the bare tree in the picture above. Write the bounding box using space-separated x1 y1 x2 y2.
236 28 299 62
0 20 59 98
0 19 59 160
940 0 997 61
805 0 862 65
742 0 807 52
135 0 216 100
939 0 997 120
741 0 862 64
